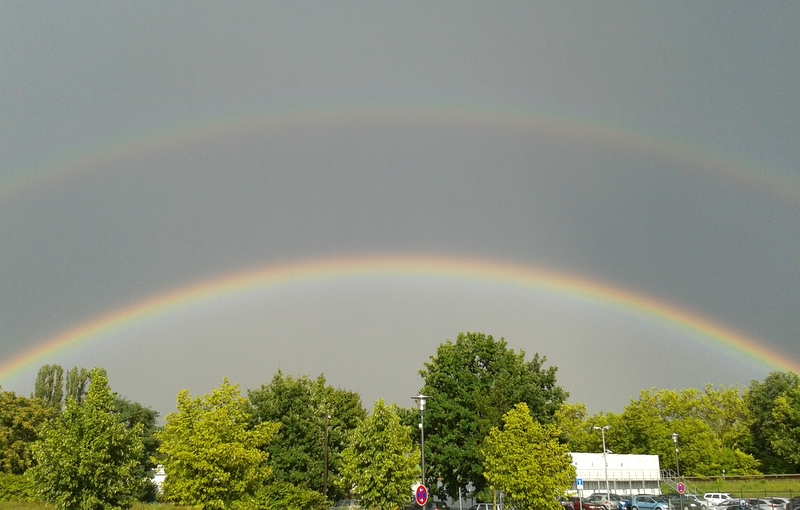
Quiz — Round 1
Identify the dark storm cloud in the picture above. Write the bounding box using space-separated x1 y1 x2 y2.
1 3 798 414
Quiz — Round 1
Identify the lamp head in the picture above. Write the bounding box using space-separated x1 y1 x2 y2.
411 394 430 411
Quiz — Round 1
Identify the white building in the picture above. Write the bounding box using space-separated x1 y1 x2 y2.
570 452 661 496
152 465 166 493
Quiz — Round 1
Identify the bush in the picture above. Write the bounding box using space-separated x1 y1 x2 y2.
244 482 329 510
0 473 37 502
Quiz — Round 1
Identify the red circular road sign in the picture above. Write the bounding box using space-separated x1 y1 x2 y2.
677 482 685 494
415 484 429 506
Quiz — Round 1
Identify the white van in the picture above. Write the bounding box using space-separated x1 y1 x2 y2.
704 494 733 506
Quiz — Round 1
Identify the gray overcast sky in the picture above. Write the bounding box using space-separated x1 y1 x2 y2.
1 2 799 416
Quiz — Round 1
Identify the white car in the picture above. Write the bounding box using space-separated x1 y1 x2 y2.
705 494 734 507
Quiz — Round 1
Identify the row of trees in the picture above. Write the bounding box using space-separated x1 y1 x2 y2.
556 371 800 477
0 332 798 509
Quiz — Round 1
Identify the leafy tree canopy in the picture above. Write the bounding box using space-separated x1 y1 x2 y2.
114 396 160 501
419 331 567 497
66 367 91 404
746 371 800 473
0 390 54 474
341 399 419 510
29 368 144 510
606 387 758 476
767 384 800 469
248 371 366 501
483 403 575 510
157 378 280 510
33 365 63 411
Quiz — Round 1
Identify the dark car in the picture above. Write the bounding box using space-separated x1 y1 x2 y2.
666 495 705 510
561 496 605 510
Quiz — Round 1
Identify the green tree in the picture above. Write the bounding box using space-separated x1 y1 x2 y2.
113 397 160 501
341 399 419 510
419 331 568 498
156 379 280 510
29 368 144 509
483 403 575 510
0 390 54 474
248 371 366 501
746 371 800 473
555 402 600 453
609 388 758 476
33 364 64 411
66 367 91 404
768 385 800 467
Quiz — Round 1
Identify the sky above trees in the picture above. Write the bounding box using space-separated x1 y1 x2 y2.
1 3 799 416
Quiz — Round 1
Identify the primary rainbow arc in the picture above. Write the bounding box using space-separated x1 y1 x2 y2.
0 254 796 384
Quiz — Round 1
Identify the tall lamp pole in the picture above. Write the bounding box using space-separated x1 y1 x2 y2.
412 394 429 486
672 433 682 510
594 426 612 500
671 433 680 478
323 413 331 497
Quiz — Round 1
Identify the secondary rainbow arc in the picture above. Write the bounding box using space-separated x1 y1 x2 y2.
0 254 796 384
3 104 799 205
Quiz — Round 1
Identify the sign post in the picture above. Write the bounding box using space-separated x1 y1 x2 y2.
577 478 584 509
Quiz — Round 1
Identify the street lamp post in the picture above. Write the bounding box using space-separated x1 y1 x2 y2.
323 413 331 497
671 433 680 478
594 426 612 503
672 433 682 510
412 394 429 486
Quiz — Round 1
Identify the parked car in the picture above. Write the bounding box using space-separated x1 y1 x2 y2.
708 500 742 510
589 493 632 510
685 495 710 509
617 495 632 510
330 500 362 510
705 494 734 507
587 494 613 510
561 496 605 510
749 499 790 510
666 495 705 510
631 495 671 510
715 505 758 510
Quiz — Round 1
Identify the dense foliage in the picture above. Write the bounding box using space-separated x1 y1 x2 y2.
483 403 575 510
2 349 800 507
341 400 419 510
557 385 759 476
746 371 800 473
419 331 568 497
0 393 53 475
248 371 366 501
29 368 144 509
114 397 160 502
0 473 37 502
32 366 63 412
253 481 330 510
156 379 279 510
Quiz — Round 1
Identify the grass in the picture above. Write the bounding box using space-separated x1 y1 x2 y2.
663 477 800 499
